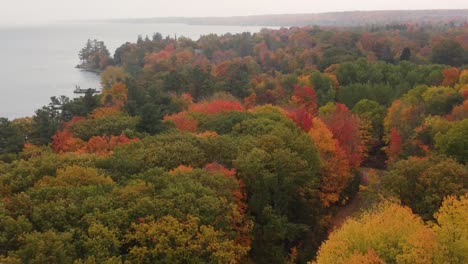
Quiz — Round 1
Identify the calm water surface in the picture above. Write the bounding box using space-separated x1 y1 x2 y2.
0 22 271 118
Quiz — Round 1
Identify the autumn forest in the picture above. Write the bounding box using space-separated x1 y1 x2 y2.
0 20 467 263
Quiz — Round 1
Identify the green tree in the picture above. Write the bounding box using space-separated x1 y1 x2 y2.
422 86 463 116
310 72 336 106
435 119 468 164
69 112 139 141
12 231 77 264
352 99 386 141
431 39 466 66
382 156 467 219
81 223 121 262
400 47 411 61
0 118 24 155
125 215 248 264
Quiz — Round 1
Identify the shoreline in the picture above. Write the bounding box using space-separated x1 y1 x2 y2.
75 65 102 74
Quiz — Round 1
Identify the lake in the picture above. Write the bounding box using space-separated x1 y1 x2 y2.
0 22 272 119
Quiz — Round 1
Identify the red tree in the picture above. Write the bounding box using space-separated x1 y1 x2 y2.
164 112 198 132
321 103 364 168
442 67 460 87
189 100 245 115
291 85 317 115
288 107 313 132
387 128 403 162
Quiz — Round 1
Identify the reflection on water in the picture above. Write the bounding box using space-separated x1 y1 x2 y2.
0 22 271 118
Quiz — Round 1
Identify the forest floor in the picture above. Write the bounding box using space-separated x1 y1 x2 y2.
329 168 381 232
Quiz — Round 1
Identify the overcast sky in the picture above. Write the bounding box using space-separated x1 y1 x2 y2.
1 0 467 25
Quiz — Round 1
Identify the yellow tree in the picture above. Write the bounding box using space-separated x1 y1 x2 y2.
125 215 249 264
313 202 437 264
433 195 468 263
100 83 128 108
100 66 127 90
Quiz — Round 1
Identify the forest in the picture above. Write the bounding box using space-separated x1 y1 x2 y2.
0 22 467 263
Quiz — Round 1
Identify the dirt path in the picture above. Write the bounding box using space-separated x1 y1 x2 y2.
329 169 371 232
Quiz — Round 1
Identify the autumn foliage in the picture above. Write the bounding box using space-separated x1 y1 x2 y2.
81 134 138 155
447 99 468 121
203 162 251 246
288 108 313 131
387 128 403 162
315 202 439 264
52 129 85 153
287 86 318 131
144 44 176 71
442 67 460 87
189 99 245 115
2 22 468 264
51 111 138 155
100 83 128 108
164 112 198 132
321 103 364 168
291 85 317 115
309 118 352 207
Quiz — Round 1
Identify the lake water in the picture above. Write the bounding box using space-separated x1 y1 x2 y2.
0 22 271 119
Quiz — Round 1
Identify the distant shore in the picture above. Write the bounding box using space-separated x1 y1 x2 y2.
75 64 102 74
106 9 468 27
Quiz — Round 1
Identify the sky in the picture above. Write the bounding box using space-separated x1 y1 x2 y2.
1 0 467 25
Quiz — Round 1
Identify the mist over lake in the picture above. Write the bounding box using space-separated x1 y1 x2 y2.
0 22 270 118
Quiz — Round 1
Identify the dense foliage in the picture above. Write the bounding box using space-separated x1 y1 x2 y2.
0 22 467 263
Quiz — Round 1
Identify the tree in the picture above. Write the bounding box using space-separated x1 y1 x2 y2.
382 156 467 219
383 92 426 158
431 39 466 66
314 202 437 264
125 215 248 264
78 39 111 70
100 66 127 90
288 108 313 132
291 85 317 115
309 118 351 207
320 103 363 168
30 106 61 145
228 108 322 262
433 195 468 264
400 47 411 61
69 112 139 141
0 118 25 155
100 83 128 108
352 99 385 142
422 86 463 116
0 210 32 255
163 111 198 132
81 223 121 262
435 119 468 164
80 134 138 155
442 67 461 87
214 57 260 98
12 231 77 264
137 103 167 134
38 165 115 188
51 129 84 153
387 128 402 162
310 72 336 106
448 100 468 121
189 99 245 115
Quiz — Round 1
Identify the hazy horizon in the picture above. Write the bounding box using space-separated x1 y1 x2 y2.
2 0 468 25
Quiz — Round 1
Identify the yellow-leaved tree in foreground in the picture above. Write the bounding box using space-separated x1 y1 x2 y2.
312 195 467 264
